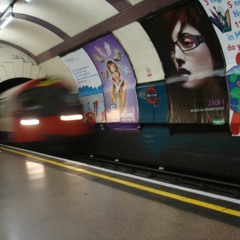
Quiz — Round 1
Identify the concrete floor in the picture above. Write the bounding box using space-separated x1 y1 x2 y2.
0 148 240 240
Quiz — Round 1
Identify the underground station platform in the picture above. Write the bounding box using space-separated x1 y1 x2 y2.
0 144 240 240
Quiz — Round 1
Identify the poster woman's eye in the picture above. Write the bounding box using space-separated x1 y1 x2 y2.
179 35 195 50
171 34 205 54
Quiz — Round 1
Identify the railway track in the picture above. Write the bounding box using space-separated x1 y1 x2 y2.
5 143 240 199
61 153 240 199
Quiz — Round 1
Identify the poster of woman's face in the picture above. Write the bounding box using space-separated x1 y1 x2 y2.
141 0 229 132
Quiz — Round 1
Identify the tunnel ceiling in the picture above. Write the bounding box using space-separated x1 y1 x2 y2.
0 0 180 64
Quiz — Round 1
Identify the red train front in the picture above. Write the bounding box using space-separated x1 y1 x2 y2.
9 78 90 143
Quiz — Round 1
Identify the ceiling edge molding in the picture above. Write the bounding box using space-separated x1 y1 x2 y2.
106 0 132 12
0 40 38 63
37 0 181 63
14 13 70 40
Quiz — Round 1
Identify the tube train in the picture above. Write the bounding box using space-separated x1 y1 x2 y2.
0 78 91 143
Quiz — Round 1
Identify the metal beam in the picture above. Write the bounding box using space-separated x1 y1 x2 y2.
37 0 181 63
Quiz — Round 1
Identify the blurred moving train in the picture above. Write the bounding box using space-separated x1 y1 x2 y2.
0 78 91 143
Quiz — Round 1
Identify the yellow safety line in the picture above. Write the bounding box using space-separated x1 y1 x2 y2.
1 146 240 217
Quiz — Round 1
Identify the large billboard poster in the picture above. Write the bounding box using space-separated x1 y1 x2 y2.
83 33 139 130
199 0 240 136
61 48 106 124
141 0 229 132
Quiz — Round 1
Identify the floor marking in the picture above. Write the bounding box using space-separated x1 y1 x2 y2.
1 145 240 217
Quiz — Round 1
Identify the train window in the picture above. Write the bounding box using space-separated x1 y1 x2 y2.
63 93 81 107
16 86 81 117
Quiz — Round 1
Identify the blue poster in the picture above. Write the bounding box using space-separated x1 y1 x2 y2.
137 82 168 124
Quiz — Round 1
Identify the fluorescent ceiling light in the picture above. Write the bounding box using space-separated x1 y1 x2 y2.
0 7 13 29
0 3 10 13
0 14 13 29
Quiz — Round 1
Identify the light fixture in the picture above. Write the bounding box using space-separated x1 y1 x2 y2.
25 0 32 2
20 119 40 126
60 114 83 121
0 6 14 30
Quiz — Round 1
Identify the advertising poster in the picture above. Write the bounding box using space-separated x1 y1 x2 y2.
137 82 168 124
83 33 139 130
62 48 103 96
61 48 105 124
199 0 240 135
199 0 240 70
227 65 240 135
80 94 105 125
141 0 229 132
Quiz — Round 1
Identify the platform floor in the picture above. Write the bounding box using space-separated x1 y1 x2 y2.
0 145 240 240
